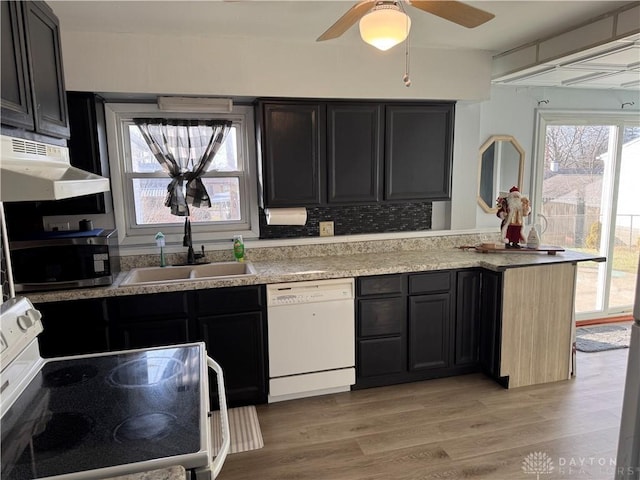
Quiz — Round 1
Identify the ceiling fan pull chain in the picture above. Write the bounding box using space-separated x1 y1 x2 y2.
401 1 411 87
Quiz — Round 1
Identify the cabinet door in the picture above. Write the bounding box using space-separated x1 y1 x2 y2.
327 103 382 204
384 104 453 201
108 291 191 350
260 102 325 207
1 1 34 130
479 270 503 380
408 293 450 371
35 299 110 357
197 311 267 408
23 1 69 138
454 270 481 366
114 318 190 350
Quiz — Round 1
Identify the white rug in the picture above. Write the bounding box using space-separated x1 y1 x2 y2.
211 405 264 455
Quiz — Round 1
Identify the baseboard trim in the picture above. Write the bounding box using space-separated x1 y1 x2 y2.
577 315 633 327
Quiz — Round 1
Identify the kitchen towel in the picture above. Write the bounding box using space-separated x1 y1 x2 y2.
211 405 264 455
264 207 307 225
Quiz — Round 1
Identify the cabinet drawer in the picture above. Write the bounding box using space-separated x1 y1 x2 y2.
195 285 264 315
358 297 404 337
409 271 451 295
359 337 404 377
110 292 190 321
358 275 404 296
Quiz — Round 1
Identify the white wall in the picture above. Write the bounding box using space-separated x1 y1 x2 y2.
472 85 640 230
59 31 492 101
57 29 640 235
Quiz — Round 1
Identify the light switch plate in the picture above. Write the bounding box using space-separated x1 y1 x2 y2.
319 221 334 237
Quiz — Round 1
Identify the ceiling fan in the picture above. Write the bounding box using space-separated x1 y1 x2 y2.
317 0 495 51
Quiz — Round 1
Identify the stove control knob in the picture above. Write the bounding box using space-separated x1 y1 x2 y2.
17 308 43 331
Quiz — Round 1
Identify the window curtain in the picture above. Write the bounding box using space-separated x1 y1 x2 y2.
134 119 232 216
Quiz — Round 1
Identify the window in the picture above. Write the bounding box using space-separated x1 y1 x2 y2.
105 103 258 249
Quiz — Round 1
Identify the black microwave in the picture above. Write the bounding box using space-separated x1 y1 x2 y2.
9 229 120 293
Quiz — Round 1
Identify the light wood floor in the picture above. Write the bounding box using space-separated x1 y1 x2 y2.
218 348 631 480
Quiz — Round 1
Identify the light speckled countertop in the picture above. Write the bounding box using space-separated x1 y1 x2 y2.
26 247 605 304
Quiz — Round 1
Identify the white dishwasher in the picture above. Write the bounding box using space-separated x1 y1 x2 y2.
267 278 355 403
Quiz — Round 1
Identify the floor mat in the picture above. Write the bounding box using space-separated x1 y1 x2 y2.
211 405 264 455
576 323 631 352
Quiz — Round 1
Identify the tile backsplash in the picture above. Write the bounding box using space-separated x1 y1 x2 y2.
259 202 432 239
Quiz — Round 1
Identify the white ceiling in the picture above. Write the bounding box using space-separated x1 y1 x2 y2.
49 0 640 90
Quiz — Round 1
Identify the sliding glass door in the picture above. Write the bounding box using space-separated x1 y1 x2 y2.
532 112 640 320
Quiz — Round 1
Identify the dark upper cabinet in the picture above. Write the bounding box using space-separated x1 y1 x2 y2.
327 103 382 204
1 1 70 139
257 99 454 208
385 104 454 201
258 101 325 207
1 1 34 130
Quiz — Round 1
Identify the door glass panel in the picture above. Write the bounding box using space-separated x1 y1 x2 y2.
610 128 640 310
541 125 609 314
540 123 640 317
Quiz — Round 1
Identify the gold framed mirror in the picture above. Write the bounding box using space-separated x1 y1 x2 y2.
477 135 525 213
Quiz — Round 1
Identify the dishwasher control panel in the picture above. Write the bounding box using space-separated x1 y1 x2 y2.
267 278 355 306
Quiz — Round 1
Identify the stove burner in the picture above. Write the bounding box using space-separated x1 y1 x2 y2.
43 365 98 388
113 412 177 443
108 357 184 387
26 412 93 460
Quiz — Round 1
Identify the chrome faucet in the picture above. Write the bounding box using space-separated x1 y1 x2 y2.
183 218 205 264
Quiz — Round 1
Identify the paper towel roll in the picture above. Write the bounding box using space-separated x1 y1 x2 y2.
265 207 307 226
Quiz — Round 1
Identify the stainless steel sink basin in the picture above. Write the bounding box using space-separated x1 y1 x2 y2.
120 262 256 286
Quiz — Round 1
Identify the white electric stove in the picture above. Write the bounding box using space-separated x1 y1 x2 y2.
0 296 230 480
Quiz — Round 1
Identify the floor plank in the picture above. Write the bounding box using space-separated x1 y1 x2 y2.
217 348 632 480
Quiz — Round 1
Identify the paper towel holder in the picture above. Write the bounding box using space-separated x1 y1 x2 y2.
264 207 307 226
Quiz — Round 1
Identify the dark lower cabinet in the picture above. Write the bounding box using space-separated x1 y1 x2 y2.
194 285 267 408
408 293 450 371
356 274 407 388
35 298 109 357
108 291 191 350
33 286 268 408
478 270 506 385
454 269 481 366
356 269 481 390
197 311 267 408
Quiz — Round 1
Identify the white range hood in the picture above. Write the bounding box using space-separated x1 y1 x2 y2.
0 135 110 202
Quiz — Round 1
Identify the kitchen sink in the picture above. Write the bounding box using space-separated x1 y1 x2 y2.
120 261 256 286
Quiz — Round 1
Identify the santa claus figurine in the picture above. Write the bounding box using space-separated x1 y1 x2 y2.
496 186 531 248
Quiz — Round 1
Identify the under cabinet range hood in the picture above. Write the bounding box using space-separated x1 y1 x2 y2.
0 135 110 201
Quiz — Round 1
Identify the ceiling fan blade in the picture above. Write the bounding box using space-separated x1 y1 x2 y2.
409 1 495 28
317 0 377 42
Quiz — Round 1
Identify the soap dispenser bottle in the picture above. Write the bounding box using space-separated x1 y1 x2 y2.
526 225 540 249
233 235 245 262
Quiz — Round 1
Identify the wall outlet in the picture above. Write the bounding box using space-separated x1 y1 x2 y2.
47 222 70 232
319 221 334 237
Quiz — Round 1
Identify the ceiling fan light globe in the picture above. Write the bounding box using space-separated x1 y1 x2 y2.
359 8 410 51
